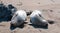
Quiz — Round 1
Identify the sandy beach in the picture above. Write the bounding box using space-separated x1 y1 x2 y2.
0 0 60 33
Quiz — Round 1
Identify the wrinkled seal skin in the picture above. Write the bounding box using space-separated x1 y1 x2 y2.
11 10 27 26
30 10 48 26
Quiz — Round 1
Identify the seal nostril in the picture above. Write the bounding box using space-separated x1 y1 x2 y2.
45 24 48 26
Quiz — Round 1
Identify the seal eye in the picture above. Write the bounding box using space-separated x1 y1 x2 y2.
39 14 41 17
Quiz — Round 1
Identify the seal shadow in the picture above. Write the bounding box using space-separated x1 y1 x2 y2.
10 21 28 30
29 24 48 29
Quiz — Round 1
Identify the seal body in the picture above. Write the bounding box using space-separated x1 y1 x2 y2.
11 10 27 26
30 10 48 26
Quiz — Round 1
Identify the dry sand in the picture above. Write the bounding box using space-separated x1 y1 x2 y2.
0 0 60 33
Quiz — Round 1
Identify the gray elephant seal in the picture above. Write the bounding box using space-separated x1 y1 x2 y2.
10 10 27 26
30 10 48 26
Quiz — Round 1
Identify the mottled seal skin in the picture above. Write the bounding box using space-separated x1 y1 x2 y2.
30 10 48 26
7 4 17 15
11 10 27 26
